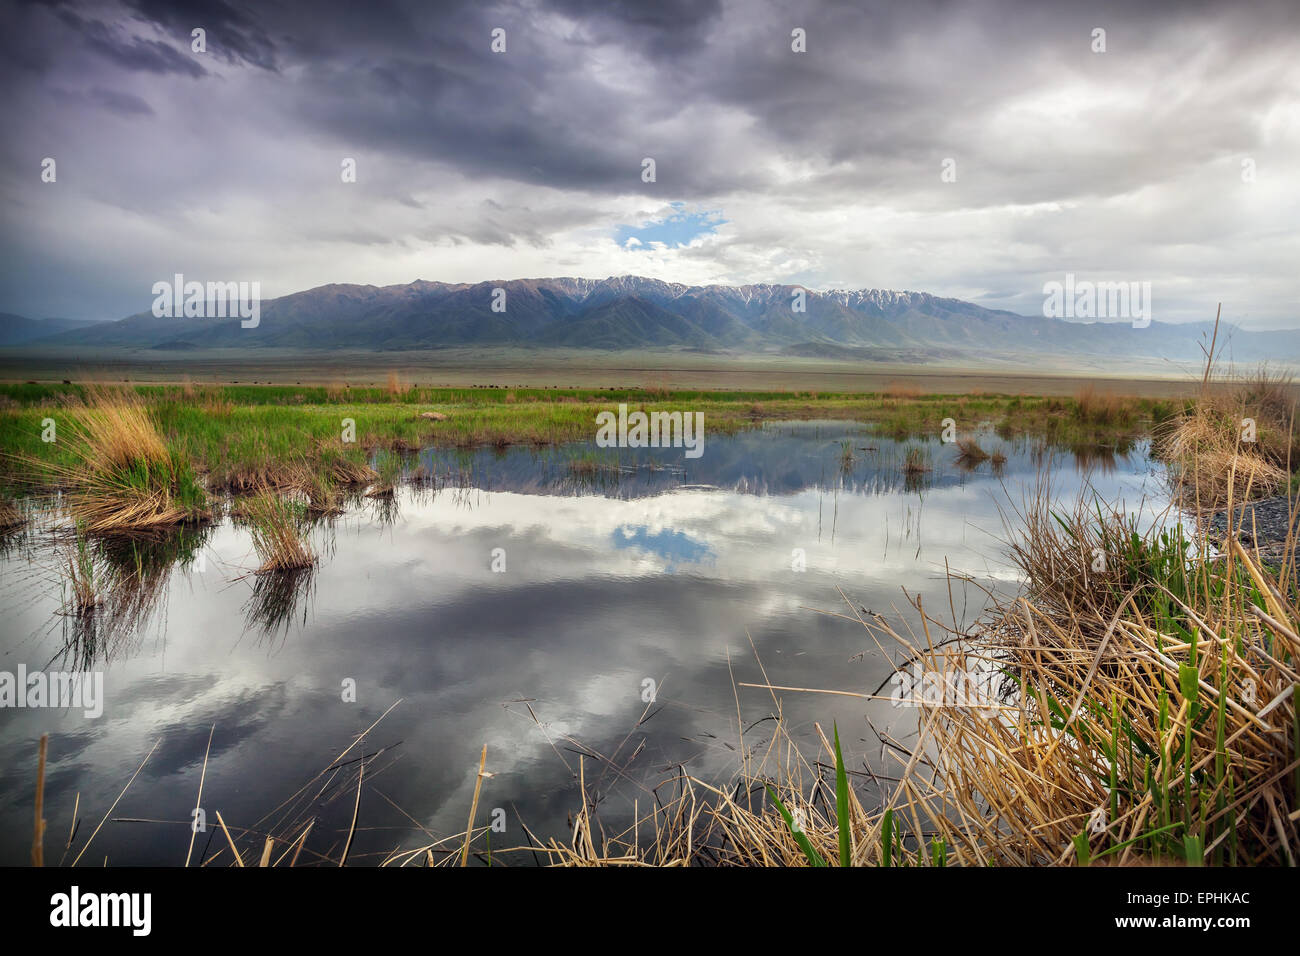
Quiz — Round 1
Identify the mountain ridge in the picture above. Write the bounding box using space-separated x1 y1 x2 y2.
0 312 103 347
9 276 1298 366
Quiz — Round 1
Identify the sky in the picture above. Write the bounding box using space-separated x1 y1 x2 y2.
1 0 1298 329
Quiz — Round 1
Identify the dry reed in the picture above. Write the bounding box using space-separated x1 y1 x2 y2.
242 489 314 572
32 387 208 532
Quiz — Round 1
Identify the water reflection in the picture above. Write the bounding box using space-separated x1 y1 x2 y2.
0 424 1165 865
242 566 318 644
49 525 212 670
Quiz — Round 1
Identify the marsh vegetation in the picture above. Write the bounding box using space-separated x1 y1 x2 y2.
3 362 1296 868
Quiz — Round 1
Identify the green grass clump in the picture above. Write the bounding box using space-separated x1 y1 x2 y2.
368 449 406 496
8 388 209 532
241 490 313 572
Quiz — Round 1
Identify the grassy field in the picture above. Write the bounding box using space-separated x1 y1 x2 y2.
0 379 1177 506
0 346 1215 395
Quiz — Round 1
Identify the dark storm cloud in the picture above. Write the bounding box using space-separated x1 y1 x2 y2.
59 7 209 76
122 0 281 69
241 0 748 197
53 0 1292 202
0 0 1297 326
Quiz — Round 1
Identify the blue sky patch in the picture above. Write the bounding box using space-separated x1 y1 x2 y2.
612 524 715 571
615 204 726 249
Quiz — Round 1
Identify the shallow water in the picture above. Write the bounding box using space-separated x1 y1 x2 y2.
0 423 1168 865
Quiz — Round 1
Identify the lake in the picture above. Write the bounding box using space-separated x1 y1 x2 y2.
0 422 1167 865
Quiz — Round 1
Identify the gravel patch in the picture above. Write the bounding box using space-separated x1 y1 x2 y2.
1203 495 1297 566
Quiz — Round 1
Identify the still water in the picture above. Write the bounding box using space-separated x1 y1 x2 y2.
0 423 1166 865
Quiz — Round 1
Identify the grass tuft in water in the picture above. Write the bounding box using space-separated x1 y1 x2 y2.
242 489 314 572
15 387 209 532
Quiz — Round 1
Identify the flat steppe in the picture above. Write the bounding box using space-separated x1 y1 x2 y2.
0 346 1214 398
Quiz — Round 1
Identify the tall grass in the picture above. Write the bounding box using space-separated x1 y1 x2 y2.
366 450 404 496
726 491 1298 866
61 533 100 617
30 388 208 532
385 372 411 399
1074 384 1132 426
242 490 314 572
1158 340 1298 510
884 381 923 400
282 462 344 516
907 491 1298 865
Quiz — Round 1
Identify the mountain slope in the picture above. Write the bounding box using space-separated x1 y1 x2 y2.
0 313 101 346
17 276 1299 365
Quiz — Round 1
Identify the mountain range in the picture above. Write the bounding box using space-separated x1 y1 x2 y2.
3 277 1296 366
0 313 101 347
